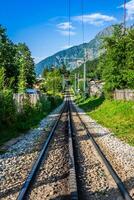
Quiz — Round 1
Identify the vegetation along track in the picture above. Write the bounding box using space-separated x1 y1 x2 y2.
17 92 132 200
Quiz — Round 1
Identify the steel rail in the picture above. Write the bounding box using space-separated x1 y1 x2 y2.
17 100 67 200
67 96 78 200
69 98 132 200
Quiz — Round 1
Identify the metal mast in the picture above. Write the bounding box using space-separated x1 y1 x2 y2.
74 73 77 92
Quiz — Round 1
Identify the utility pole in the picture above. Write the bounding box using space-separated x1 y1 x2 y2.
54 63 56 95
75 73 77 93
51 66 54 95
83 49 86 95
78 73 79 92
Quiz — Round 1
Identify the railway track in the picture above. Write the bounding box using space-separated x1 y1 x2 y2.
17 92 132 200
68 93 132 200
17 95 78 200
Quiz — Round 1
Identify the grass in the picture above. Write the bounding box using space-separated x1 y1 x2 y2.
76 95 134 146
0 95 63 148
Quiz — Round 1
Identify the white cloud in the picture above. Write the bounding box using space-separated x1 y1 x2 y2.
73 13 116 26
58 30 76 36
56 22 76 36
57 22 75 30
120 0 134 20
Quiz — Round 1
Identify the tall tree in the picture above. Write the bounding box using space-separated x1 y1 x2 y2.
0 25 17 89
16 43 36 91
98 24 134 93
18 57 27 93
41 68 62 94
124 28 134 88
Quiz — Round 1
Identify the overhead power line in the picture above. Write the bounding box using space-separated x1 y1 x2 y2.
68 0 71 48
81 0 85 45
81 0 86 95
124 0 126 34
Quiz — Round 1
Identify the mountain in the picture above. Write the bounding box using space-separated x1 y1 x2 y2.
35 25 115 76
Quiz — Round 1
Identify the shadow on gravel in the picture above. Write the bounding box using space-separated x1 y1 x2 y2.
77 96 105 113
51 194 71 199
75 162 134 200
33 172 69 189
79 132 110 139
74 121 110 142
0 109 68 199
72 125 133 199
0 168 134 199
1 111 133 200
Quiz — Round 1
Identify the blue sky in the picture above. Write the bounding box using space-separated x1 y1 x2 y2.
0 0 134 63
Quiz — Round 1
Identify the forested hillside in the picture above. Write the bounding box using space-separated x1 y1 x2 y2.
35 25 114 76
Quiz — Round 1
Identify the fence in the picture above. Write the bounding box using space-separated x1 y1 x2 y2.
113 89 134 101
13 93 44 112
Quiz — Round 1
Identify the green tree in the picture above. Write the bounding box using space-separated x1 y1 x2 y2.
0 25 17 89
18 57 27 93
41 68 62 94
16 43 36 91
98 24 134 94
124 28 134 88
42 67 49 78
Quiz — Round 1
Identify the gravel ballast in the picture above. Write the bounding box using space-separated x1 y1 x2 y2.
28 108 70 200
1 97 133 200
73 101 134 199
0 102 64 200
71 105 123 200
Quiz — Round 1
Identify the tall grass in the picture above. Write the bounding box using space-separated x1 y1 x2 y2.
76 96 134 146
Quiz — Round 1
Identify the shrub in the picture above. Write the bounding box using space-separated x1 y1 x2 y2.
0 90 16 127
0 91 63 146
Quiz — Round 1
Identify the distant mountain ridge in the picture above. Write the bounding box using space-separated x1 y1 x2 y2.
35 25 115 76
